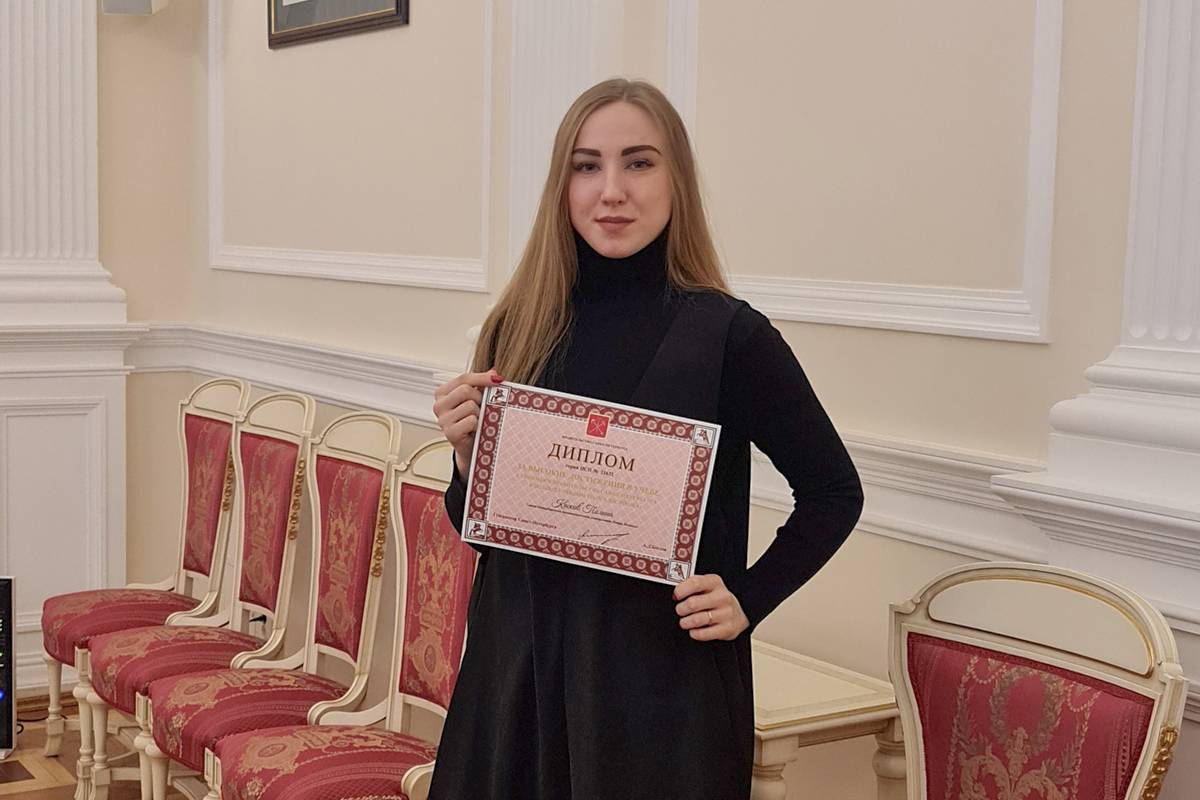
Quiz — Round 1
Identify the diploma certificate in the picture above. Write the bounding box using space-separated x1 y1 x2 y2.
462 383 720 584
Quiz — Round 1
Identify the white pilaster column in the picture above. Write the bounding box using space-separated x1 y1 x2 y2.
507 0 622 271
993 0 1200 718
0 0 142 691
0 0 127 322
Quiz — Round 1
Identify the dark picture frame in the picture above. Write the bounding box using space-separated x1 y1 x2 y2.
268 0 409 49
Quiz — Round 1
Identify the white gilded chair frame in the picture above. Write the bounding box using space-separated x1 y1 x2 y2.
889 562 1188 800
225 391 317 664
45 377 249 800
82 392 317 800
392 439 476 800
143 410 402 800
205 438 473 800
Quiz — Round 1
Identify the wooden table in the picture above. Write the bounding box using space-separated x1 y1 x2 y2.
751 640 906 800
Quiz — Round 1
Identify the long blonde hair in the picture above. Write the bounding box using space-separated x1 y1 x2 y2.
472 79 730 383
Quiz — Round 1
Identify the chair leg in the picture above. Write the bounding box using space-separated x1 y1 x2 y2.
72 650 94 800
203 749 221 800
88 688 111 800
145 739 170 800
44 651 65 757
134 709 153 800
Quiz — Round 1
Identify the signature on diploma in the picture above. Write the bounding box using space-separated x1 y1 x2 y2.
578 528 630 547
551 497 614 519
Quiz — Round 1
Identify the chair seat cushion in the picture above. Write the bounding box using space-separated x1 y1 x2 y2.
215 725 438 800
90 625 263 714
148 668 347 771
42 589 199 666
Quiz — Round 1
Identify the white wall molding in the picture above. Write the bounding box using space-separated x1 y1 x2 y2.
206 0 493 292
0 397 109 588
665 0 1062 343
0 324 145 354
751 432 1047 563
729 278 1047 343
0 262 126 324
129 324 446 428
130 323 1050 562
507 0 623 272
212 245 487 292
130 322 1200 676
0 395 110 695
664 0 698 135
992 475 1200 635
132 321 1054 565
993 475 1200 572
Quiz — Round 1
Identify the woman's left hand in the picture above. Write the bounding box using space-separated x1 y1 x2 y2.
673 574 750 641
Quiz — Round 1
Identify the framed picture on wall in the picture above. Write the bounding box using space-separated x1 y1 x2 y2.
268 0 409 49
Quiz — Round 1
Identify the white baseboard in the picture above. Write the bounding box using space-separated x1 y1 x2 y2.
16 651 77 697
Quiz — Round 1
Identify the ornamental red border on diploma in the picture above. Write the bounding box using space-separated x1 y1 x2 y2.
464 384 716 582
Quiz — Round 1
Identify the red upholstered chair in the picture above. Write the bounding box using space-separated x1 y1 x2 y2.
41 377 249 768
140 411 402 800
82 391 316 800
208 438 477 800
890 562 1189 800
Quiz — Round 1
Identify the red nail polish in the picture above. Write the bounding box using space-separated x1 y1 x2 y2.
491 374 504 383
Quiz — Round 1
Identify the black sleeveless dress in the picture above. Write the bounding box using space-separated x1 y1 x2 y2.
429 232 864 800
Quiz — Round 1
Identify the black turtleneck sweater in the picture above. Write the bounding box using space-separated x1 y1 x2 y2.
444 229 862 631
544 231 679 403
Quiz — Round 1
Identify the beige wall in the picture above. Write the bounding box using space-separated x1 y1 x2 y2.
683 0 1135 461
98 1 205 322
102 1 1196 797
696 1 1035 290
220 2 485 256
100 0 1139 462
196 0 502 367
125 372 197 583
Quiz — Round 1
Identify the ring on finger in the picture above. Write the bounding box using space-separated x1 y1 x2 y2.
706 610 714 626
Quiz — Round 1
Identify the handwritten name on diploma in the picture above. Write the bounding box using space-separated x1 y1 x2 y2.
551 498 614 518
464 382 719 583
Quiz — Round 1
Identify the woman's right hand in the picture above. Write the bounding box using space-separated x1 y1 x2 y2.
433 368 503 480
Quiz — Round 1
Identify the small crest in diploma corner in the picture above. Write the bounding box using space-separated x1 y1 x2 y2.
667 561 690 582
466 519 488 540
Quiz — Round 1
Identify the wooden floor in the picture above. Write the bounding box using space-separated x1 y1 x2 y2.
0 720 185 799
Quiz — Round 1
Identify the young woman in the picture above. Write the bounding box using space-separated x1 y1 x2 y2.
430 79 863 800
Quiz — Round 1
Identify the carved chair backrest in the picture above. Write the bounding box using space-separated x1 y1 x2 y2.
384 439 477 733
890 562 1188 800
171 378 251 616
300 412 402 689
223 392 316 644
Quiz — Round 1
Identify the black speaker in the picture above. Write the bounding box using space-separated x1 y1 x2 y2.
0 577 12 759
